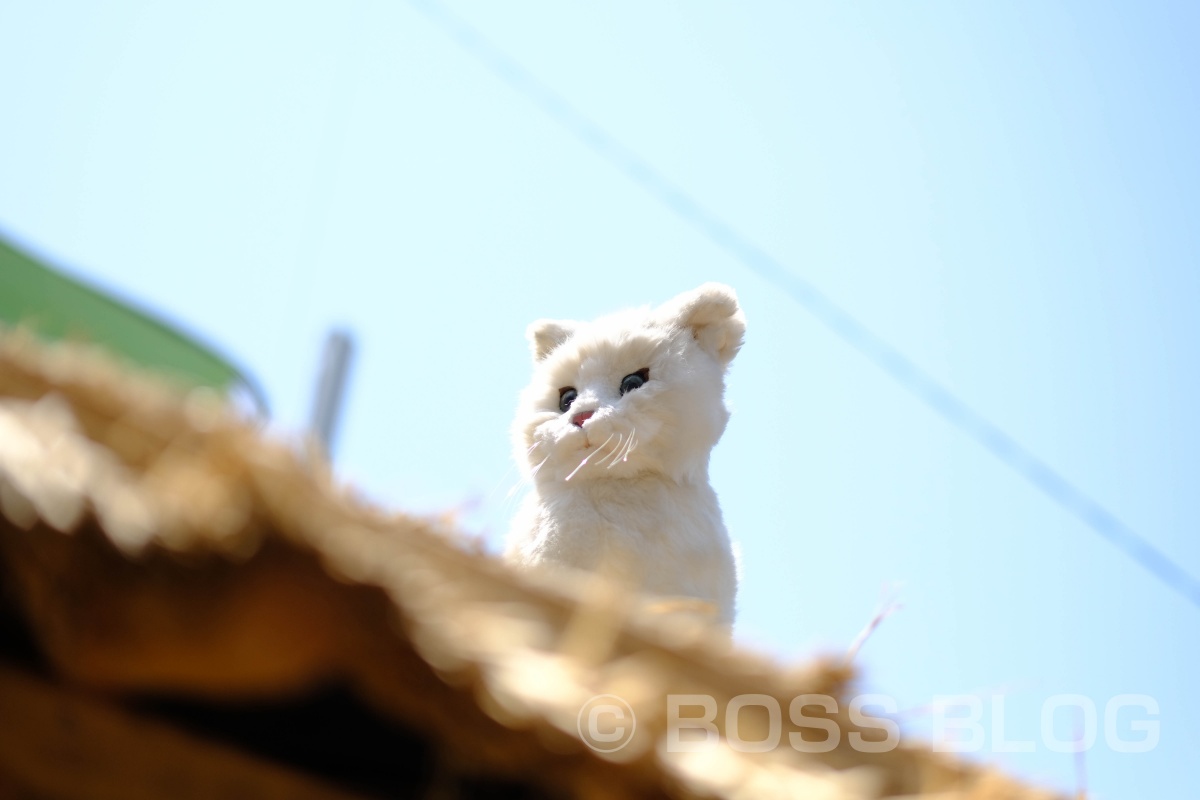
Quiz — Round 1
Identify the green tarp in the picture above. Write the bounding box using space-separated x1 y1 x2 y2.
0 234 264 413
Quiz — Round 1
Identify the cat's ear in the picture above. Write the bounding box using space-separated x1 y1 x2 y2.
527 319 577 361
665 283 745 366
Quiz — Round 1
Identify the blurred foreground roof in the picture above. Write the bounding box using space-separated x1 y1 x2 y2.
0 332 1060 799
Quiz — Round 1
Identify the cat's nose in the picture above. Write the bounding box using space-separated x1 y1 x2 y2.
571 410 595 427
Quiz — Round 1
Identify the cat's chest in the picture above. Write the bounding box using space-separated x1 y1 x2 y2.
542 477 718 546
510 474 737 624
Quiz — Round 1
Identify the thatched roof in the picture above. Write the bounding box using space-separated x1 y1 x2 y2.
0 332 1061 799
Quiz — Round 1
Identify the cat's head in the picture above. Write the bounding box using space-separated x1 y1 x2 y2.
514 283 744 485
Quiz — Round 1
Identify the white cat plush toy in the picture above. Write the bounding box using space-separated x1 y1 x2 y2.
505 283 743 624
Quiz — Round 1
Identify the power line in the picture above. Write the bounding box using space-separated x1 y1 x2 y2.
406 0 1200 610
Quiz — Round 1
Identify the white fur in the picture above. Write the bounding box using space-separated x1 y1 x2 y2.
505 283 744 624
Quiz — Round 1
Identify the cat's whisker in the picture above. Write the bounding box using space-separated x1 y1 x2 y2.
599 433 625 468
622 430 638 462
501 480 528 520
605 445 623 469
589 433 616 464
488 446 544 510
564 455 590 482
604 436 625 469
564 433 615 481
614 434 634 466
608 429 635 468
609 438 628 470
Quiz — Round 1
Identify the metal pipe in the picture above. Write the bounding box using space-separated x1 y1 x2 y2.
310 328 354 458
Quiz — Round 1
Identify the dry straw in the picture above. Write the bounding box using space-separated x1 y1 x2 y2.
0 331 1063 799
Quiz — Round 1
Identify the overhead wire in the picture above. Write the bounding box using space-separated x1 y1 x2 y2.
406 0 1200 610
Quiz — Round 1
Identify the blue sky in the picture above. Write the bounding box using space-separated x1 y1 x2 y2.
2 2 1196 796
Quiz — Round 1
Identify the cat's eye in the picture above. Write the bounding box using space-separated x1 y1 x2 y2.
619 368 650 396
558 387 578 413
